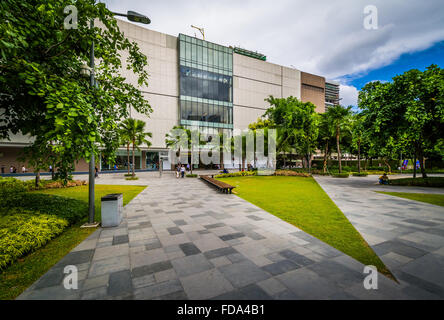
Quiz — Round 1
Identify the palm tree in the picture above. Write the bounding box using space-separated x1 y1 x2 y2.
325 105 352 173
120 118 152 177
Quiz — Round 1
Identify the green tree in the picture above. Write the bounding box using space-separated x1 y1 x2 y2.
264 96 318 169
359 65 444 178
120 118 152 177
324 105 352 173
0 0 152 182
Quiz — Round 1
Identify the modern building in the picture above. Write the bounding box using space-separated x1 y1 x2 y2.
0 19 338 174
325 80 340 109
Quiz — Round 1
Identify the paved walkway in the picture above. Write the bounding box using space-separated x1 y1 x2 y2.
18 173 444 300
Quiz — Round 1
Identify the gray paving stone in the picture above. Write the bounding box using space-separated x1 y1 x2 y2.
261 259 299 276
132 260 173 278
34 267 64 289
56 249 95 267
108 270 132 296
238 284 271 300
219 232 245 241
167 227 183 235
204 222 226 229
179 242 201 256
113 234 129 245
372 240 428 259
134 279 183 300
279 249 315 267
173 219 187 226
203 247 238 259
246 215 263 221
179 269 234 299
218 260 270 288
171 254 213 277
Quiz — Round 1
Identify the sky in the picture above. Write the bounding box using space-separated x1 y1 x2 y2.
102 0 444 107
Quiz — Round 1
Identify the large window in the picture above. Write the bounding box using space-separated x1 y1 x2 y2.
180 66 232 102
179 34 233 129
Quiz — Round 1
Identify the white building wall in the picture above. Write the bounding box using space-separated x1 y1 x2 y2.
232 53 301 130
116 20 179 150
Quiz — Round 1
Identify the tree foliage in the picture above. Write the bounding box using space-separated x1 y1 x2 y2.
0 0 152 181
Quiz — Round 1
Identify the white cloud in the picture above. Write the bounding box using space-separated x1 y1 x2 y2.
102 0 444 106
339 84 359 107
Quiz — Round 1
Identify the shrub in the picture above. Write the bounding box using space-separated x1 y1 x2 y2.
331 173 350 178
1 193 87 224
388 177 444 188
352 172 368 177
0 211 68 270
124 173 133 177
0 177 27 198
274 170 311 177
125 176 139 180
186 174 198 178
214 171 257 178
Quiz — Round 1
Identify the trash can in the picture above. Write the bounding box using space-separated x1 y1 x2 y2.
101 193 123 227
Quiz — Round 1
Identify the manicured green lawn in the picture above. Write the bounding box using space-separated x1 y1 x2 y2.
0 184 146 300
376 191 444 207
217 176 392 279
36 184 146 221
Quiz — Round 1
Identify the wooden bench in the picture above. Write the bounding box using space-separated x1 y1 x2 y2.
200 175 235 194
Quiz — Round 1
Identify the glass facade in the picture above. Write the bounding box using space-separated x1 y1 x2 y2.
179 34 233 131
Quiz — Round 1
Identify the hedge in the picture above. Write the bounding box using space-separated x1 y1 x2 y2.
352 172 368 177
331 173 350 178
274 170 311 177
1 193 87 224
186 174 198 178
214 171 257 178
388 177 444 188
0 211 68 270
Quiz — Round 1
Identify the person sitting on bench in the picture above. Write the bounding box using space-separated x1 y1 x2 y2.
379 173 389 185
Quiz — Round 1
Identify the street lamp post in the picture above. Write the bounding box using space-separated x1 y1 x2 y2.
82 9 150 227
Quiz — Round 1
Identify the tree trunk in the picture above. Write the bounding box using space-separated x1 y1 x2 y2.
127 143 130 175
357 140 361 173
336 127 342 173
35 170 40 188
418 148 427 179
413 153 417 178
323 141 328 173
132 140 135 177
384 158 391 173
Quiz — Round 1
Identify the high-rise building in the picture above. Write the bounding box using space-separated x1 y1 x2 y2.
325 80 340 109
0 19 336 173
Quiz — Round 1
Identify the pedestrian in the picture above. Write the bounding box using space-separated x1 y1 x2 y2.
10 165 13 173
49 165 52 173
186 163 190 172
180 165 185 178
1 165 4 174
95 166 99 178
21 165 26 173
176 164 180 178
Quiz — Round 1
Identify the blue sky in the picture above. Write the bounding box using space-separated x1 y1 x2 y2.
344 41 444 90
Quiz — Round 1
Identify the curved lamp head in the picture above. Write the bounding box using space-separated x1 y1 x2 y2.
127 11 151 24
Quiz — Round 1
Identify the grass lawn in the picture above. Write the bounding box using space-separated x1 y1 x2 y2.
0 184 146 300
376 191 444 207
217 176 392 279
35 184 146 221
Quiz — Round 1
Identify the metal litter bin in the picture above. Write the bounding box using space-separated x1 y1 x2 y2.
101 193 123 227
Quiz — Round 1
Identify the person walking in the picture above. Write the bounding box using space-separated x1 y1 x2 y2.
180 165 185 178
176 164 180 179
10 165 13 173
95 166 99 178
21 165 26 173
